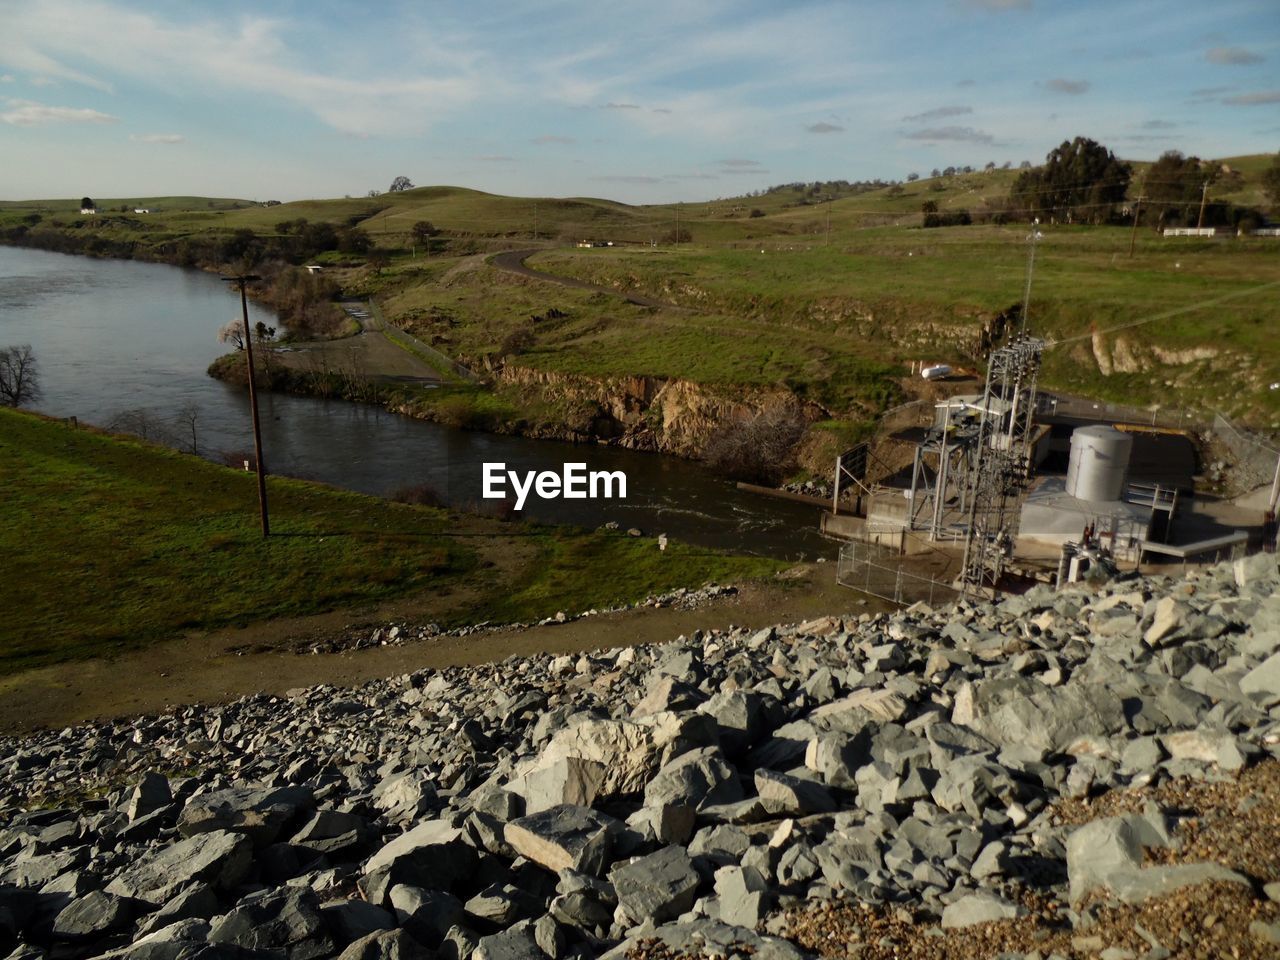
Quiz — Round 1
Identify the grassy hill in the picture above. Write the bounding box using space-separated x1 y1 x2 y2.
0 408 780 675
3 153 1277 432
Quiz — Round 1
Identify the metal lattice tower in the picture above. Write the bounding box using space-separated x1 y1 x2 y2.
959 335 1045 599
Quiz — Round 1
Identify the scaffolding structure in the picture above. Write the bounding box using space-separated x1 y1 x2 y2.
958 335 1046 599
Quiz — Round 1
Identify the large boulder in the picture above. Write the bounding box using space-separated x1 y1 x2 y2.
105 831 253 906
951 676 1127 752
504 804 621 877
610 846 701 926
362 819 475 893
177 785 314 846
207 885 335 960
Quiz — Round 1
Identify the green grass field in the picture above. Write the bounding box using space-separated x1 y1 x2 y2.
3 152 1277 425
0 409 781 675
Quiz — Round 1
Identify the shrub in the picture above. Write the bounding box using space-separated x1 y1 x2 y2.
703 406 808 485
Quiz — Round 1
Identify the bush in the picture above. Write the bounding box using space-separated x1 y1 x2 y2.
390 483 444 508
703 406 808 485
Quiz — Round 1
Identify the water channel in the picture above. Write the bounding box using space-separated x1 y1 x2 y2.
0 246 832 558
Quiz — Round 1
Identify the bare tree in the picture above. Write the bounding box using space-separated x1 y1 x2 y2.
703 406 808 485
108 408 175 444
174 402 201 455
0 344 40 407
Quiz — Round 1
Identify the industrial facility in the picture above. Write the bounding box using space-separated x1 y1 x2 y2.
828 337 1276 603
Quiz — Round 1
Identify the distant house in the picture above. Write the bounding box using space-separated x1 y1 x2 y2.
304 264 324 274
80 205 97 215
134 208 152 214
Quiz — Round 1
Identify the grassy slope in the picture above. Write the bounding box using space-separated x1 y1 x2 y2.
3 155 1277 423
0 409 780 675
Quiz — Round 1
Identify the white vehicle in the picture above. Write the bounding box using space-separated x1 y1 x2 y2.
920 363 952 381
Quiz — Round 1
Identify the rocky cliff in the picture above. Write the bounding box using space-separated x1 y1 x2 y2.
3 556 1280 959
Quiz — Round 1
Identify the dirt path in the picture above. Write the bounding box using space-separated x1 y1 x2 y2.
272 302 444 384
0 564 878 735
491 249 678 309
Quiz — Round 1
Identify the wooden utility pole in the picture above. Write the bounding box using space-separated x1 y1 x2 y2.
222 274 270 537
1196 181 1209 229
1128 196 1145 258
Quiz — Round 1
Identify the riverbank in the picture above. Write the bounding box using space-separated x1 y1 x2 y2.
0 407 784 679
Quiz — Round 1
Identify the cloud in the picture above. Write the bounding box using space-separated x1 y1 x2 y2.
602 102 640 110
474 154 515 162
0 75 13 83
956 79 976 87
0 98 118 125
1045 78 1090 95
902 125 995 144
806 122 844 133
717 158 762 168
902 105 972 122
1139 120 1176 130
3 1 490 136
1223 90 1280 106
129 132 183 144
1206 46 1264 66
590 175 662 184
650 107 672 114
963 0 1031 10
665 173 719 180
531 134 575 145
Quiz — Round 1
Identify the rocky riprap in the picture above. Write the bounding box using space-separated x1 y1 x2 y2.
281 586 741 657
3 555 1280 960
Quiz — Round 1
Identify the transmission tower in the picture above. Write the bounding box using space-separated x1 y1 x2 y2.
958 335 1044 599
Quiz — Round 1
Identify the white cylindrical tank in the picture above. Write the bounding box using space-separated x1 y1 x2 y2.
1066 425 1133 502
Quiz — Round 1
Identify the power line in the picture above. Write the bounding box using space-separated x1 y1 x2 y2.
1046 278 1280 349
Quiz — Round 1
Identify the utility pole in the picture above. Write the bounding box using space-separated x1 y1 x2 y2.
1019 220 1043 336
221 274 270 537
1196 181 1209 229
1128 196 1144 258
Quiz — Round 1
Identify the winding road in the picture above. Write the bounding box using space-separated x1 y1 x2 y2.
490 249 678 309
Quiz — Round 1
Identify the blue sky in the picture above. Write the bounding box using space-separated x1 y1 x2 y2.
2 0 1277 203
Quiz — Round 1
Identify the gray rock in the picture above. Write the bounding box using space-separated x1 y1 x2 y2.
713 865 769 928
126 772 173 822
51 890 137 940
322 899 395 944
534 914 565 959
177 785 314 846
362 819 475 892
134 884 220 936
105 830 253 905
504 804 620 877
336 929 431 960
473 922 542 960
644 747 743 811
952 677 1127 753
940 892 1025 928
1240 651 1280 705
753 769 835 816
207 885 335 960
388 885 463 948
610 846 701 926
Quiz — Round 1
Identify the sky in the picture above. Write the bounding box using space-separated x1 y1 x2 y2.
1 0 1278 204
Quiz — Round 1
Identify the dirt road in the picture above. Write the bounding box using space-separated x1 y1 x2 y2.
491 249 678 309
0 564 879 735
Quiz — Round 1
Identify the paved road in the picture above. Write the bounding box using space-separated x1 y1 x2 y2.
490 249 677 309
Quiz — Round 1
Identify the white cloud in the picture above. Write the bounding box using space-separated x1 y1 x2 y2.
531 134 575 145
903 105 973 122
1206 47 1264 66
3 0 490 136
1223 90 1280 106
902 125 995 144
807 122 844 133
1045 78 1090 95
0 75 14 83
0 98 118 125
129 132 184 144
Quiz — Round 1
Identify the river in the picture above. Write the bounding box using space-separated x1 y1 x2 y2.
0 246 832 558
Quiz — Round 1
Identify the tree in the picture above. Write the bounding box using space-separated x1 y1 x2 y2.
1142 151 1216 227
411 220 439 245
80 196 94 209
1263 154 1280 210
366 249 390 275
1009 137 1131 223
217 320 245 351
174 402 200 455
0 344 39 407
906 172 920 182
388 176 414 193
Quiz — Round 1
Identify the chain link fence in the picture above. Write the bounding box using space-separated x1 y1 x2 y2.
837 540 962 607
